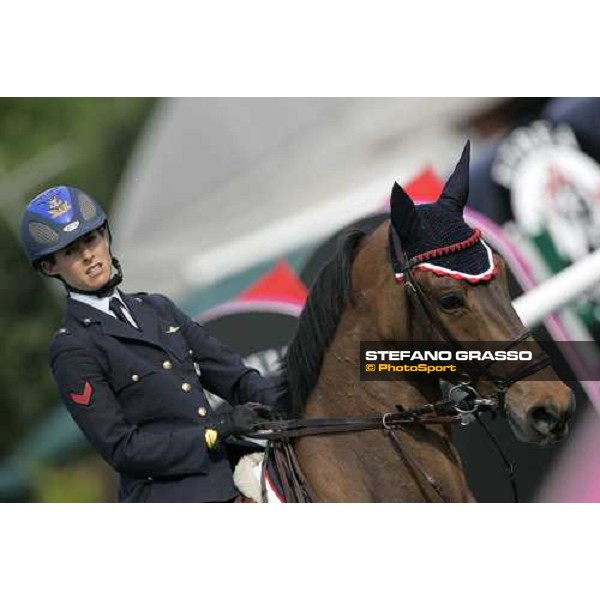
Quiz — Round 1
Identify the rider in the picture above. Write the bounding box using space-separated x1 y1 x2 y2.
20 186 276 502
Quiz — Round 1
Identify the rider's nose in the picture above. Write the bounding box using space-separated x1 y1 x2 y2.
81 247 94 262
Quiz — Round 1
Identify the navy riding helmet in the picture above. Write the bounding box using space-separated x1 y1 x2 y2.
20 186 123 296
20 186 108 266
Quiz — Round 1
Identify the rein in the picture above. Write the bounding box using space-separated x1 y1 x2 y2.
246 383 513 503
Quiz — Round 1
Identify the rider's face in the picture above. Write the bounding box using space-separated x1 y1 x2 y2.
42 228 112 291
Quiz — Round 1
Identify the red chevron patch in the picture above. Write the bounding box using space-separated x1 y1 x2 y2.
70 381 93 406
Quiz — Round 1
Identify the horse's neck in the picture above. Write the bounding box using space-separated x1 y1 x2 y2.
306 304 428 415
295 307 473 502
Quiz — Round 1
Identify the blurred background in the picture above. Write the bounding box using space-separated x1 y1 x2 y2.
1 97 600 502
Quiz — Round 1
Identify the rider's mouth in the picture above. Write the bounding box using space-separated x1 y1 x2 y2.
86 262 103 278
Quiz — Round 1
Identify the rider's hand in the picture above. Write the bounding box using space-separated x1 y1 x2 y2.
205 403 274 450
243 402 275 420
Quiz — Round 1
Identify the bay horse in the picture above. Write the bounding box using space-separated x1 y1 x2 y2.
269 142 575 502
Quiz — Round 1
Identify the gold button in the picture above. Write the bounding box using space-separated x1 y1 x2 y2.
162 360 173 370
131 374 140 382
197 407 207 417
188 349 193 357
181 382 192 393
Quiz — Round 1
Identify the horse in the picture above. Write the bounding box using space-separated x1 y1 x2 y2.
267 142 575 502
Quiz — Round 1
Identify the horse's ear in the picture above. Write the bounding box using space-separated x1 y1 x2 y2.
390 181 420 242
438 140 470 212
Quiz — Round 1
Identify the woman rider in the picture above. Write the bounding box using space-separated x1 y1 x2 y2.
20 185 276 502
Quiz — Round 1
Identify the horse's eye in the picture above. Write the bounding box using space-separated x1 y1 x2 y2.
439 293 465 310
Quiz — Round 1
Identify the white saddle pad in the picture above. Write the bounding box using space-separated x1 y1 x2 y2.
233 452 283 503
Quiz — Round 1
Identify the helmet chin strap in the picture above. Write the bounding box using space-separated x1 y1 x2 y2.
65 256 123 298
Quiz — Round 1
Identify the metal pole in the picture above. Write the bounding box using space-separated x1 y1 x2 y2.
513 246 600 328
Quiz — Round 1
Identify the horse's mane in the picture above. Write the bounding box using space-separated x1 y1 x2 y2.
274 226 373 417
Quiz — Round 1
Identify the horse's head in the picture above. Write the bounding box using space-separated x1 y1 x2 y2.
357 142 574 446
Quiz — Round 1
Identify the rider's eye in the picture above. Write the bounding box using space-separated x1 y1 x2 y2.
439 293 465 310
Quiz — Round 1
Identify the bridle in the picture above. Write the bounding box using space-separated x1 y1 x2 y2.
243 225 552 502
388 224 552 413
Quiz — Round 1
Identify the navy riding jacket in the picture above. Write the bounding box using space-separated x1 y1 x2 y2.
49 291 277 502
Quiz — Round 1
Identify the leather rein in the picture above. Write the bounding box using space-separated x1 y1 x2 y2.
245 226 552 502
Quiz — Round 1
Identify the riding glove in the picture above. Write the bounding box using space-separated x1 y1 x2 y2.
205 402 274 449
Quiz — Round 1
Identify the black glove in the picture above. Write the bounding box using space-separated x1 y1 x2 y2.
215 403 274 439
244 401 275 420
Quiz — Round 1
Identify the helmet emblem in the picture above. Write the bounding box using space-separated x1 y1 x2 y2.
63 221 80 232
47 196 70 219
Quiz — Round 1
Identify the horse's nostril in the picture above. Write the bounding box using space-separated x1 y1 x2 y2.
528 406 562 436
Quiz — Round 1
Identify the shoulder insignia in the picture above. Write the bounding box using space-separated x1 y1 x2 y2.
166 326 180 333
55 327 71 336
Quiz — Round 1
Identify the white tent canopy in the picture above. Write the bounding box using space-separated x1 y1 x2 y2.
112 98 500 300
